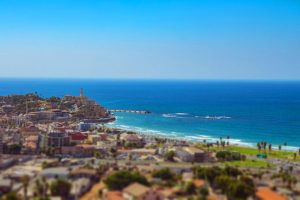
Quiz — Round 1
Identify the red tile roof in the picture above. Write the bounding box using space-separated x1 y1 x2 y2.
69 132 87 141
256 187 286 200
105 191 124 200
193 179 205 188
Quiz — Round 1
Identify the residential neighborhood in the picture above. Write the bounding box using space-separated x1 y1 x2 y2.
0 91 299 200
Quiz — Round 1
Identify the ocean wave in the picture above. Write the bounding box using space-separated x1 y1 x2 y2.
162 112 193 119
203 115 231 120
162 113 231 120
175 113 189 115
162 113 178 118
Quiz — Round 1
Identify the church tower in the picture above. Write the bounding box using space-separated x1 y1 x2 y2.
80 88 84 97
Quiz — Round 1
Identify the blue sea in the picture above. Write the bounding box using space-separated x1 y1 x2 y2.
1 79 300 150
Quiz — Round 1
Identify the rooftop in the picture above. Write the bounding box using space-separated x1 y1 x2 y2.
256 187 286 200
104 191 124 200
123 182 150 197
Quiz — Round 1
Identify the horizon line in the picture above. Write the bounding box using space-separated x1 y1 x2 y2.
0 76 299 82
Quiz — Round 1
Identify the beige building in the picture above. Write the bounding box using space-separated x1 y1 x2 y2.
123 183 164 200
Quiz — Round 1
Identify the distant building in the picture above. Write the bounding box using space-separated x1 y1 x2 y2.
88 133 107 144
70 178 92 198
68 132 87 144
0 178 12 194
23 135 39 154
40 167 69 179
26 109 69 122
39 131 70 150
175 147 213 162
123 183 164 200
70 168 98 180
61 144 96 157
79 122 96 131
121 133 145 147
20 125 40 139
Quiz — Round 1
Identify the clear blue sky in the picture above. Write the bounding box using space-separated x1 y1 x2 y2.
0 0 299 80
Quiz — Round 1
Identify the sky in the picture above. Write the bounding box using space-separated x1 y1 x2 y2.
0 0 299 80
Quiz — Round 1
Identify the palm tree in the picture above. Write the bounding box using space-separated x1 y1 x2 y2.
268 144 272 152
34 177 48 198
221 141 225 149
257 143 261 152
21 175 30 200
42 177 49 198
226 136 230 146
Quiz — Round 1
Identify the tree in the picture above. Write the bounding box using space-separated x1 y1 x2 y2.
226 136 230 146
198 187 209 200
21 175 30 200
50 179 71 199
152 168 176 181
164 150 175 162
215 175 233 192
224 166 242 177
2 193 20 200
104 171 148 190
34 179 48 198
257 143 261 152
226 180 255 200
194 166 223 184
184 182 196 194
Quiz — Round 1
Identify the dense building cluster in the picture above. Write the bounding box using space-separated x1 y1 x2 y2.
0 92 299 200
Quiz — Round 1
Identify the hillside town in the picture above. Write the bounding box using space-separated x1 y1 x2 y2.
0 90 300 200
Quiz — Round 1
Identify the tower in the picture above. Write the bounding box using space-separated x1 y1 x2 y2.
80 88 84 97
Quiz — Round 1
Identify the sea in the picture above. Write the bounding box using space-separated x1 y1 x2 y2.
0 78 299 150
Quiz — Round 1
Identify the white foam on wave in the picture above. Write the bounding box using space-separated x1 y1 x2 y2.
175 113 189 115
161 112 193 119
162 113 232 120
162 114 177 118
204 115 231 120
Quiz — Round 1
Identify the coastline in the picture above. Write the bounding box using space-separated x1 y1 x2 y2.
106 120 299 152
